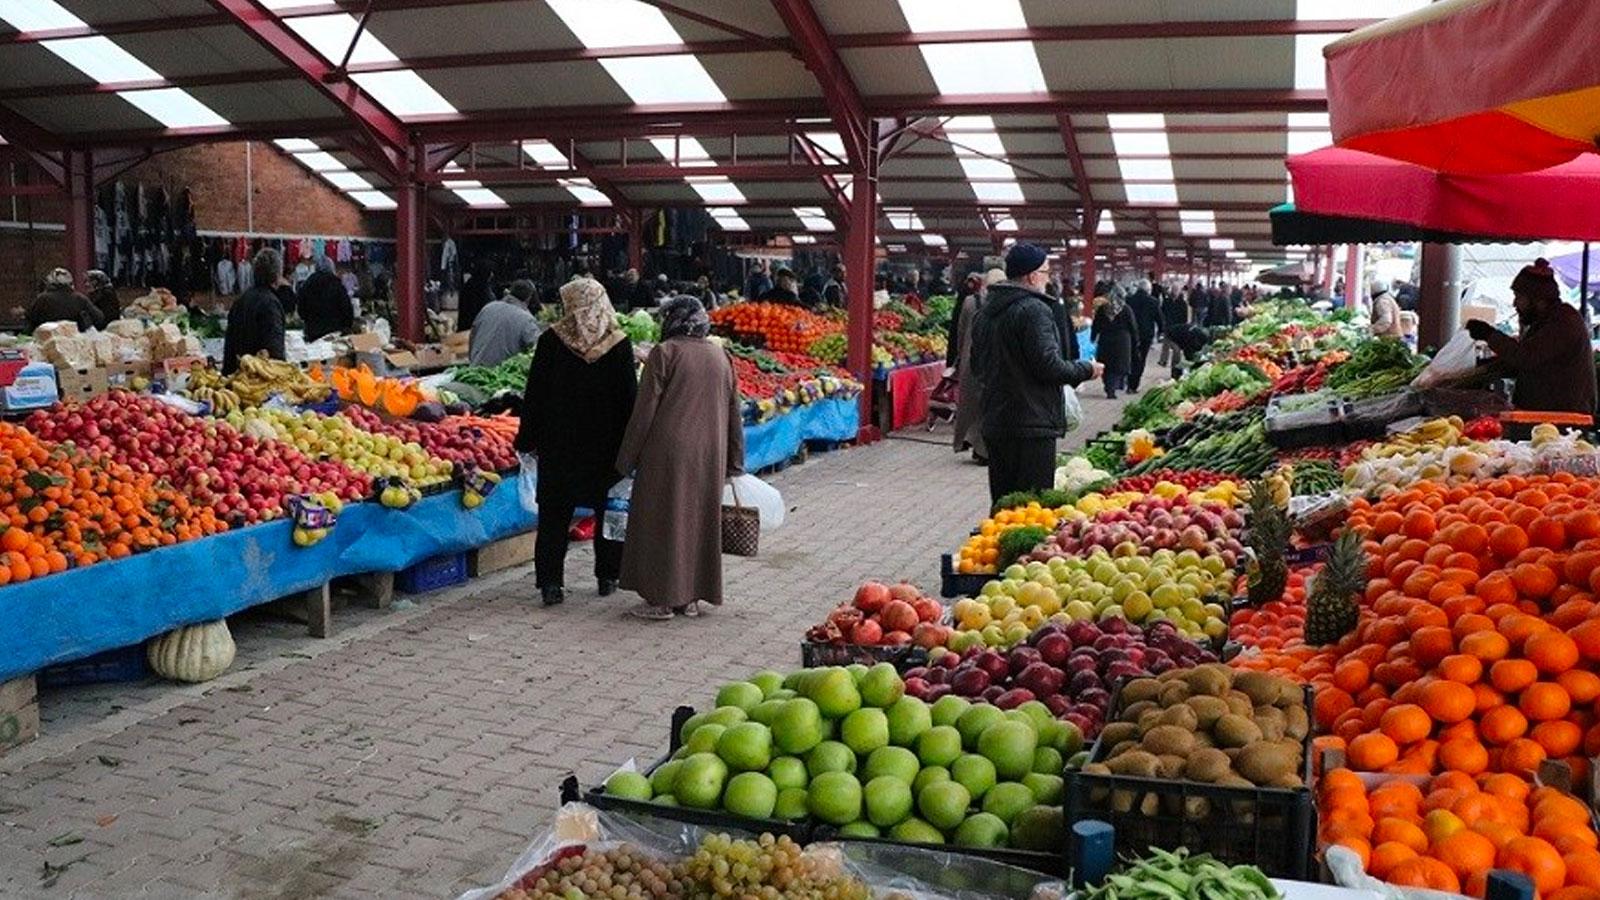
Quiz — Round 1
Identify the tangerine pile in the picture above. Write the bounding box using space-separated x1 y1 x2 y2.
707 303 842 354
0 423 225 583
956 502 1061 574
1320 767 1600 899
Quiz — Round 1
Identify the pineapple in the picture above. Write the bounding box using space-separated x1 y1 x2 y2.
1246 478 1290 606
1304 530 1367 646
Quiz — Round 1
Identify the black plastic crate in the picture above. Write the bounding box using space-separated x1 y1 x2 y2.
939 552 993 599
38 643 149 688
814 829 1065 877
800 641 926 669
1063 684 1316 879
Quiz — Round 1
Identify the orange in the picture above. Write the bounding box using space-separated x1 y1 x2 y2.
1499 836 1568 895
1439 739 1490 775
1565 848 1600 889
1333 659 1371 694
1422 680 1477 724
1532 720 1584 758
1388 856 1461 893
1492 524 1531 559
1435 829 1498 880
1573 619 1600 662
1560 669 1600 704
1500 612 1550 645
1473 819 1524 851
1536 819 1600 855
1373 817 1430 853
1533 793 1593 827
1368 841 1419 879
1381 704 1434 745
1502 737 1549 773
1521 682 1574 721
1424 808 1468 846
1410 626 1456 667
1439 653 1484 684
1492 658 1540 694
1461 630 1512 663
1530 517 1569 550
1528 631 1582 675
1481 773 1531 803
1432 771 1481 795
1348 733 1401 771
1512 563 1561 600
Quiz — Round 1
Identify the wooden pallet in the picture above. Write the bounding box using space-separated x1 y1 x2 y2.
469 530 535 577
0 674 39 757
266 571 394 638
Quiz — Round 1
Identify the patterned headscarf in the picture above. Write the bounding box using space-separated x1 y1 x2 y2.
661 295 711 340
552 277 625 363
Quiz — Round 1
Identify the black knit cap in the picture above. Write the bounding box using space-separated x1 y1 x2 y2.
1512 258 1561 303
1004 242 1049 279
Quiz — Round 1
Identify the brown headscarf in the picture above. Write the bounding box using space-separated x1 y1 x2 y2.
552 277 625 363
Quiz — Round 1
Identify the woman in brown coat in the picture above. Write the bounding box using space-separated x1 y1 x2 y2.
616 296 745 620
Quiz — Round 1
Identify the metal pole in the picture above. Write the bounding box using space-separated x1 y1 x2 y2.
1582 241 1591 326
396 176 426 341
63 149 94 287
627 210 644 273
844 122 879 440
1343 243 1361 310
1417 243 1463 351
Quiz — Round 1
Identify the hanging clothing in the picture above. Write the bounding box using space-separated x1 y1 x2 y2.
235 257 254 294
214 257 237 295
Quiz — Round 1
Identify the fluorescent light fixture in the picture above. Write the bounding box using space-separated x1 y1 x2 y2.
294 151 347 172
546 0 682 48
348 190 397 210
1226 251 1248 259
687 176 746 204
42 36 160 83
887 244 908 253
1180 211 1217 236
794 207 834 231
1136 240 1155 250
707 207 749 231
274 138 320 153
792 234 817 244
923 234 947 247
0 0 85 31
522 139 570 169
920 42 1045 95
1069 238 1087 248
1210 238 1236 250
321 170 373 191
649 136 716 167
559 178 612 206
119 89 228 129
600 56 726 104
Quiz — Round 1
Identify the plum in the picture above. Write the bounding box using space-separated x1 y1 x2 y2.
1044 695 1074 717
1036 632 1071 667
994 688 1035 710
951 668 991 697
924 684 952 702
981 686 1006 702
1008 646 1042 676
903 677 930 699
902 666 929 682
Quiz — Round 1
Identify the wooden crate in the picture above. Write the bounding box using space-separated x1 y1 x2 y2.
470 530 536 577
0 675 40 757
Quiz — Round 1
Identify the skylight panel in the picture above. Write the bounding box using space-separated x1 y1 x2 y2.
601 57 726 104
546 0 682 48
1226 251 1247 259
1124 183 1178 204
923 234 947 247
281 13 398 65
274 138 320 153
794 208 834 232
294 151 347 172
1180 211 1217 236
1118 159 1176 182
1287 130 1333 155
649 137 715 167
792 235 817 245
1211 238 1236 251
43 37 160 83
1136 240 1155 250
1297 0 1429 19
959 157 1018 180
707 208 749 231
348 190 397 210
451 188 507 208
972 182 1026 203
1293 34 1338 90
688 177 746 204
321 170 373 191
1098 217 1117 235
0 0 83 31
806 133 846 160
898 0 1027 32
522 140 570 169
559 178 611 206
352 71 456 116
886 210 924 231
1108 114 1165 131
119 89 228 129
1069 238 1087 248
993 216 1019 233
920 43 1045 95
1288 113 1331 129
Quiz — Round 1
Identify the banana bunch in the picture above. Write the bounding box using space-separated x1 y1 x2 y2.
1243 466 1294 508
231 353 333 406
1367 416 1465 458
189 384 242 414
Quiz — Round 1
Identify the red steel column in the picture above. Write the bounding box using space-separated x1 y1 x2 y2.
1153 232 1166 282
396 177 427 341
63 149 93 286
1343 243 1361 310
1081 210 1100 296
1321 246 1337 297
844 141 879 440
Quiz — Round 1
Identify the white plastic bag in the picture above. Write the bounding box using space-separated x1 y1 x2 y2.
601 477 631 541
1063 384 1084 432
1411 330 1480 390
516 452 538 514
721 473 785 530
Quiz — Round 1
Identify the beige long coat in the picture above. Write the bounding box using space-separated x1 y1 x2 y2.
616 336 745 608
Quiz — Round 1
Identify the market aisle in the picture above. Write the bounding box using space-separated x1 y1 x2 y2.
0 365 1150 900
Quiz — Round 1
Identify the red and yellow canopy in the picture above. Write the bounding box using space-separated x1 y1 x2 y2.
1326 0 1600 174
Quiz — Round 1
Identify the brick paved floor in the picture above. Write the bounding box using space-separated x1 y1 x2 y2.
0 370 1148 899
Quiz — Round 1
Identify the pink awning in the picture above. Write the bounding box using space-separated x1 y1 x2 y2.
1287 147 1600 242
1325 0 1600 174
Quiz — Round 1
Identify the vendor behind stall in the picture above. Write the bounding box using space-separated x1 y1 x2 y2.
25 268 103 332
223 248 288 375
468 280 542 367
1465 258 1597 418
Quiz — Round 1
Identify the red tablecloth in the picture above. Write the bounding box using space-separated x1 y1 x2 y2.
887 361 945 430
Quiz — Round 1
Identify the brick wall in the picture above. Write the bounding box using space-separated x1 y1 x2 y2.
2 141 393 314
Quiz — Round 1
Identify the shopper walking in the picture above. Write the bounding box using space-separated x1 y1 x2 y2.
515 277 637 607
469 280 543 367
296 256 354 341
222 249 287 375
1091 284 1137 399
1207 283 1235 328
971 243 1101 505
1369 284 1404 338
1125 279 1161 392
949 269 1005 462
1158 283 1189 371
616 296 745 620
85 269 120 325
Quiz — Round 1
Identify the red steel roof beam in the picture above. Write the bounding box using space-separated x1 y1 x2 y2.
769 0 870 165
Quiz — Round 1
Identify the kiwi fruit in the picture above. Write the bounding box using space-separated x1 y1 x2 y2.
1157 668 1187 682
1224 691 1256 717
1108 740 1138 760
1181 795 1212 821
1284 705 1310 741
1158 681 1192 707
1254 707 1287 742
1185 695 1229 729
1099 722 1140 748
1268 772 1305 789
1233 671 1282 706
1121 678 1162 705
1110 789 1136 813
1137 709 1164 735
1157 754 1186 778
1182 665 1231 698
1139 794 1161 816
1214 714 1263 749
1235 743 1297 785
1157 703 1199 731
1142 724 1197 757
1083 762 1113 803
1121 700 1158 723
1192 731 1215 750
1183 748 1232 783
1106 750 1161 778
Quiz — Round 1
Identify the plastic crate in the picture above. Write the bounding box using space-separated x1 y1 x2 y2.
38 643 149 688
1264 395 1345 450
799 641 926 669
939 552 992 599
1063 684 1316 879
814 830 1065 878
396 552 468 593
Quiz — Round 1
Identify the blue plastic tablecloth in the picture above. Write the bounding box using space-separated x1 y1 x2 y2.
744 397 860 471
0 486 535 682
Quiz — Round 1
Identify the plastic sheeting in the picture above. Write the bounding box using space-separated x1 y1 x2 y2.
743 397 859 471
0 486 535 682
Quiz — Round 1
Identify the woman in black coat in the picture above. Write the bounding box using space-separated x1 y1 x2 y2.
1090 287 1138 399
514 277 638 606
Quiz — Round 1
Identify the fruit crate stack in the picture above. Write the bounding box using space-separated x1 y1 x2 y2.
1063 666 1317 879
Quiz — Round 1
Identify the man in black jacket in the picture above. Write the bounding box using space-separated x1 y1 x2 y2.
223 249 287 375
1158 284 1190 371
971 243 1103 503
296 255 354 341
1125 279 1161 392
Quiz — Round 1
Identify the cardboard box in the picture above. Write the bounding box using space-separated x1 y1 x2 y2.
161 355 208 385
443 330 471 354
106 360 152 388
0 675 39 756
347 332 385 354
413 345 457 370
383 350 419 372
56 366 108 402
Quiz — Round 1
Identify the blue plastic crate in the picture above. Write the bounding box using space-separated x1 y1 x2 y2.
396 552 468 593
39 643 149 688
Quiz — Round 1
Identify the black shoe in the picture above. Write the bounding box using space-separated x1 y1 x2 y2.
541 586 565 606
1106 392 1118 399
972 454 988 466
598 579 618 597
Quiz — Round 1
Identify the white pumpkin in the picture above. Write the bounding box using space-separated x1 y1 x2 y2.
147 620 236 683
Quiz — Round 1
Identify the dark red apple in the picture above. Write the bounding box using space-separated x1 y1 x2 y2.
994 688 1035 709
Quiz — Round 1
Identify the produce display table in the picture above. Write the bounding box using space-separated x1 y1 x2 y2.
872 360 944 431
744 397 859 472
0 486 534 683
